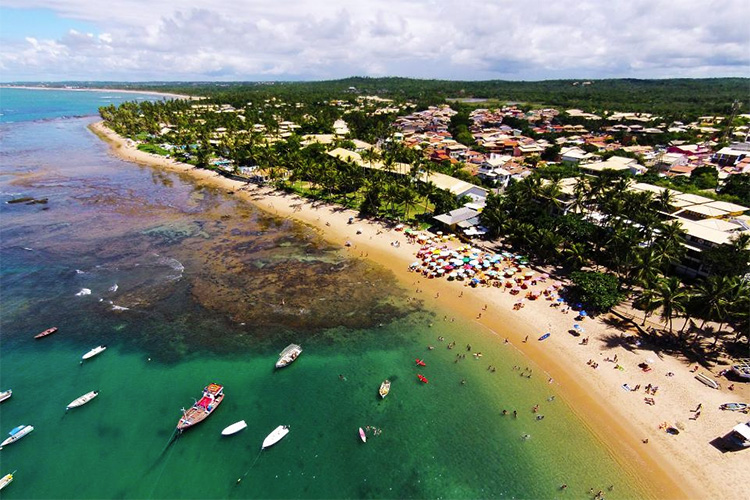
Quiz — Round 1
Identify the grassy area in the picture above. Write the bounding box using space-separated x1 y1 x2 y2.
137 143 170 156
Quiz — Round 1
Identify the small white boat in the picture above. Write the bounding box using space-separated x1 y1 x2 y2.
261 425 290 449
695 372 720 389
82 345 107 360
0 425 34 448
0 390 11 403
221 420 247 436
276 344 302 368
0 471 14 491
379 380 391 398
359 427 367 443
66 390 99 410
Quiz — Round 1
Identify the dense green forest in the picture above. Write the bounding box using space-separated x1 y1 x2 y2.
21 77 749 118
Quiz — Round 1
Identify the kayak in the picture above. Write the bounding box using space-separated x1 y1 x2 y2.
359 427 367 443
221 420 248 436
417 374 428 384
538 333 551 341
415 359 426 367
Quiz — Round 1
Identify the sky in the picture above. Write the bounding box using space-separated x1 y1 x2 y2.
1 0 748 82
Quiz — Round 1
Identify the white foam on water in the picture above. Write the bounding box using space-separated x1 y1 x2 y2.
75 288 92 296
111 304 129 311
109 284 118 292
159 256 184 280
75 269 85 274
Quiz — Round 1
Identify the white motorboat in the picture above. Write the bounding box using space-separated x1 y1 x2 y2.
276 344 302 368
261 425 290 449
0 425 34 448
0 471 14 491
359 427 367 443
221 420 247 436
82 345 107 360
66 390 99 410
0 390 11 403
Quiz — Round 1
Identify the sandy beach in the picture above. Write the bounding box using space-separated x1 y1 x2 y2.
90 120 748 499
2 85 196 100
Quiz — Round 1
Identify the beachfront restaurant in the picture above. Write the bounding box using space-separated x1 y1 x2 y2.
433 207 486 238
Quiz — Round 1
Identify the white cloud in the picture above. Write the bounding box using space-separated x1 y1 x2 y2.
1 0 748 80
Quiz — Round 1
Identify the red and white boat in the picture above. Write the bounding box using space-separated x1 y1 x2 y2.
177 383 224 431
415 359 426 367
358 427 367 443
417 374 428 384
34 327 58 339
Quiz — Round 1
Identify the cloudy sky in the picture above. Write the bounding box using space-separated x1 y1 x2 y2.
1 0 748 81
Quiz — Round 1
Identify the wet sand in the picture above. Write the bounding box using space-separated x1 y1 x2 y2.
91 121 747 499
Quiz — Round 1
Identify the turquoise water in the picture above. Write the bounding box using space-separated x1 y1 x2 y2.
0 91 650 499
0 87 164 124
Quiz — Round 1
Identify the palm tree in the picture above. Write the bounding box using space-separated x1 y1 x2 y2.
693 275 732 331
655 221 686 264
563 242 589 271
630 247 663 290
651 277 690 335
637 287 660 327
399 186 418 220
654 189 675 214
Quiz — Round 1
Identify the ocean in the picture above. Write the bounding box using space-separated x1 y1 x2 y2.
0 88 650 499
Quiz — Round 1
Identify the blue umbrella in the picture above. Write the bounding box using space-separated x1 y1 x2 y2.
573 324 582 330
579 311 588 317
557 298 566 303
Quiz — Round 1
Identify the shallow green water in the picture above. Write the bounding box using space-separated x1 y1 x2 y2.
0 93 650 499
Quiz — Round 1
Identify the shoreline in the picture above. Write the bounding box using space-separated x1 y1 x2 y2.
90 120 747 499
1 85 197 100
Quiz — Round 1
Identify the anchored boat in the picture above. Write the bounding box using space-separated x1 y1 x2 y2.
0 390 11 404
0 425 34 448
276 344 302 368
262 425 290 449
177 383 224 431
34 327 58 339
379 380 391 398
82 345 107 361
66 391 99 410
0 471 14 491
359 427 367 443
221 420 247 436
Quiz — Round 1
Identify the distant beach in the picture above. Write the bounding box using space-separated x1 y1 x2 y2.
91 120 748 499
1 85 196 100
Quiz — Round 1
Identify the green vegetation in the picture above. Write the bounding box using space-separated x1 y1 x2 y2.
137 143 170 156
98 80 750 353
570 271 622 312
80 77 749 118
